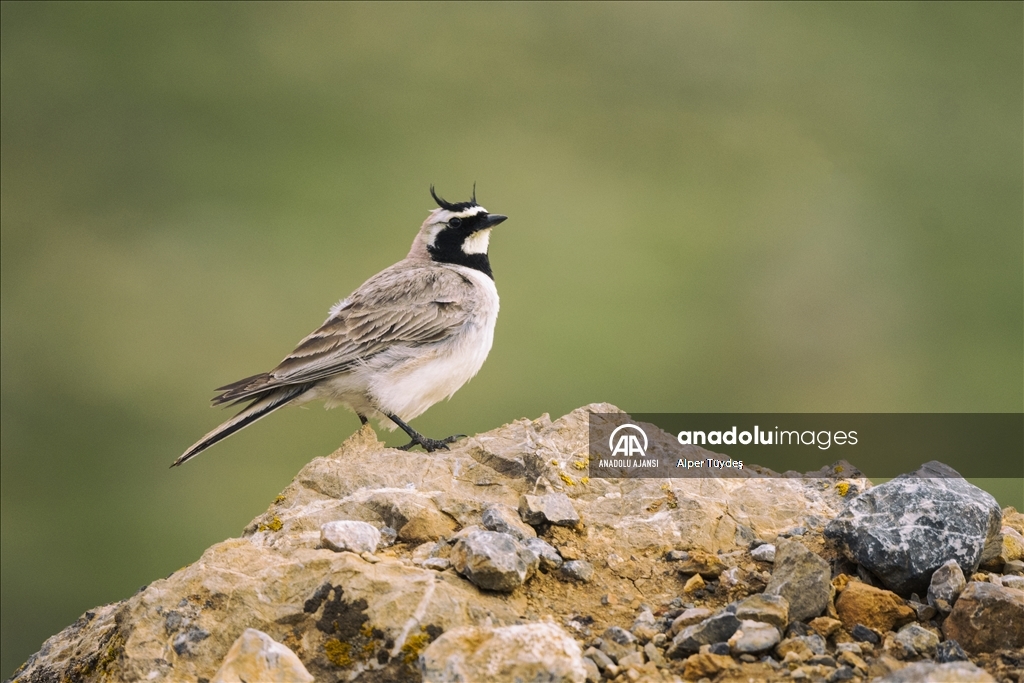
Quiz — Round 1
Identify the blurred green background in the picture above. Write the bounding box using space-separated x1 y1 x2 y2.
2 1 1021 676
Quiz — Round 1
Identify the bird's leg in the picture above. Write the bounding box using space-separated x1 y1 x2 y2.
385 413 465 452
357 413 368 425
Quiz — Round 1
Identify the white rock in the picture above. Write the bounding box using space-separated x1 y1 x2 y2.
875 661 995 682
751 544 777 562
320 520 381 554
519 492 581 527
211 628 313 683
727 619 781 653
420 621 586 683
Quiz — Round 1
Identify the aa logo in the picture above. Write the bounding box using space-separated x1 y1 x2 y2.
609 424 648 457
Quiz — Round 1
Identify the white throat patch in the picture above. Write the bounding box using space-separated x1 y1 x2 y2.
462 229 491 255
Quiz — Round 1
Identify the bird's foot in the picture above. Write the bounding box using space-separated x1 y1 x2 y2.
397 433 465 452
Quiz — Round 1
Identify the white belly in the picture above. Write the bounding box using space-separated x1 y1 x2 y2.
370 266 499 420
315 265 499 425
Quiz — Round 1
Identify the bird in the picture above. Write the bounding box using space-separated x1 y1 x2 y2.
171 186 508 467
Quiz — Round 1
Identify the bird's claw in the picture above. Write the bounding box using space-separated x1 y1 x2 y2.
397 434 465 452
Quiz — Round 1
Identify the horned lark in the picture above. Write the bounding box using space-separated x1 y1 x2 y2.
172 187 507 466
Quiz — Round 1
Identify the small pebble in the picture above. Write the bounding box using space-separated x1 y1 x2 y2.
320 520 381 554
751 544 777 563
935 639 969 663
851 624 880 644
523 537 563 571
421 557 450 571
786 622 810 638
561 560 594 582
379 526 397 547
1001 574 1024 590
827 666 855 682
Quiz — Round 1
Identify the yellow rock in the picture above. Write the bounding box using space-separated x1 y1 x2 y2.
683 573 706 593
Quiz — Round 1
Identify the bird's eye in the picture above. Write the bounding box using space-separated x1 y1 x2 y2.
449 217 462 228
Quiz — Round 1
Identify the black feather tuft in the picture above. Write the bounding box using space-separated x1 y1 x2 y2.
430 185 479 213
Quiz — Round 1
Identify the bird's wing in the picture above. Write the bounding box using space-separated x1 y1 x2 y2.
214 265 479 403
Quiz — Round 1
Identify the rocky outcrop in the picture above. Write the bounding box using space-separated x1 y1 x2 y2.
8 404 1023 683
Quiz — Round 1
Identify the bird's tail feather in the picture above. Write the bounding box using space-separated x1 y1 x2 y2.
171 385 309 467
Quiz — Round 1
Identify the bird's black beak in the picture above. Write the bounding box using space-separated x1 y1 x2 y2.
482 214 508 228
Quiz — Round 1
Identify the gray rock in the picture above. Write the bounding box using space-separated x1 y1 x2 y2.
894 623 940 656
561 560 594 582
936 639 969 663
519 492 581 527
1004 559 1024 574
727 620 781 653
666 613 741 657
1001 574 1024 590
630 608 658 640
450 530 538 592
669 607 713 636
379 525 397 547
617 651 644 669
666 550 690 561
785 621 810 638
412 540 447 565
927 559 966 613
708 641 731 655
583 646 615 672
319 520 381 554
908 598 937 622
599 626 637 663
851 624 880 644
874 661 996 682
643 641 666 667
420 621 587 683
523 537 563 571
825 461 1002 596
581 656 600 683
482 503 537 540
733 593 789 630
764 539 831 621
751 543 776 562
827 667 856 683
